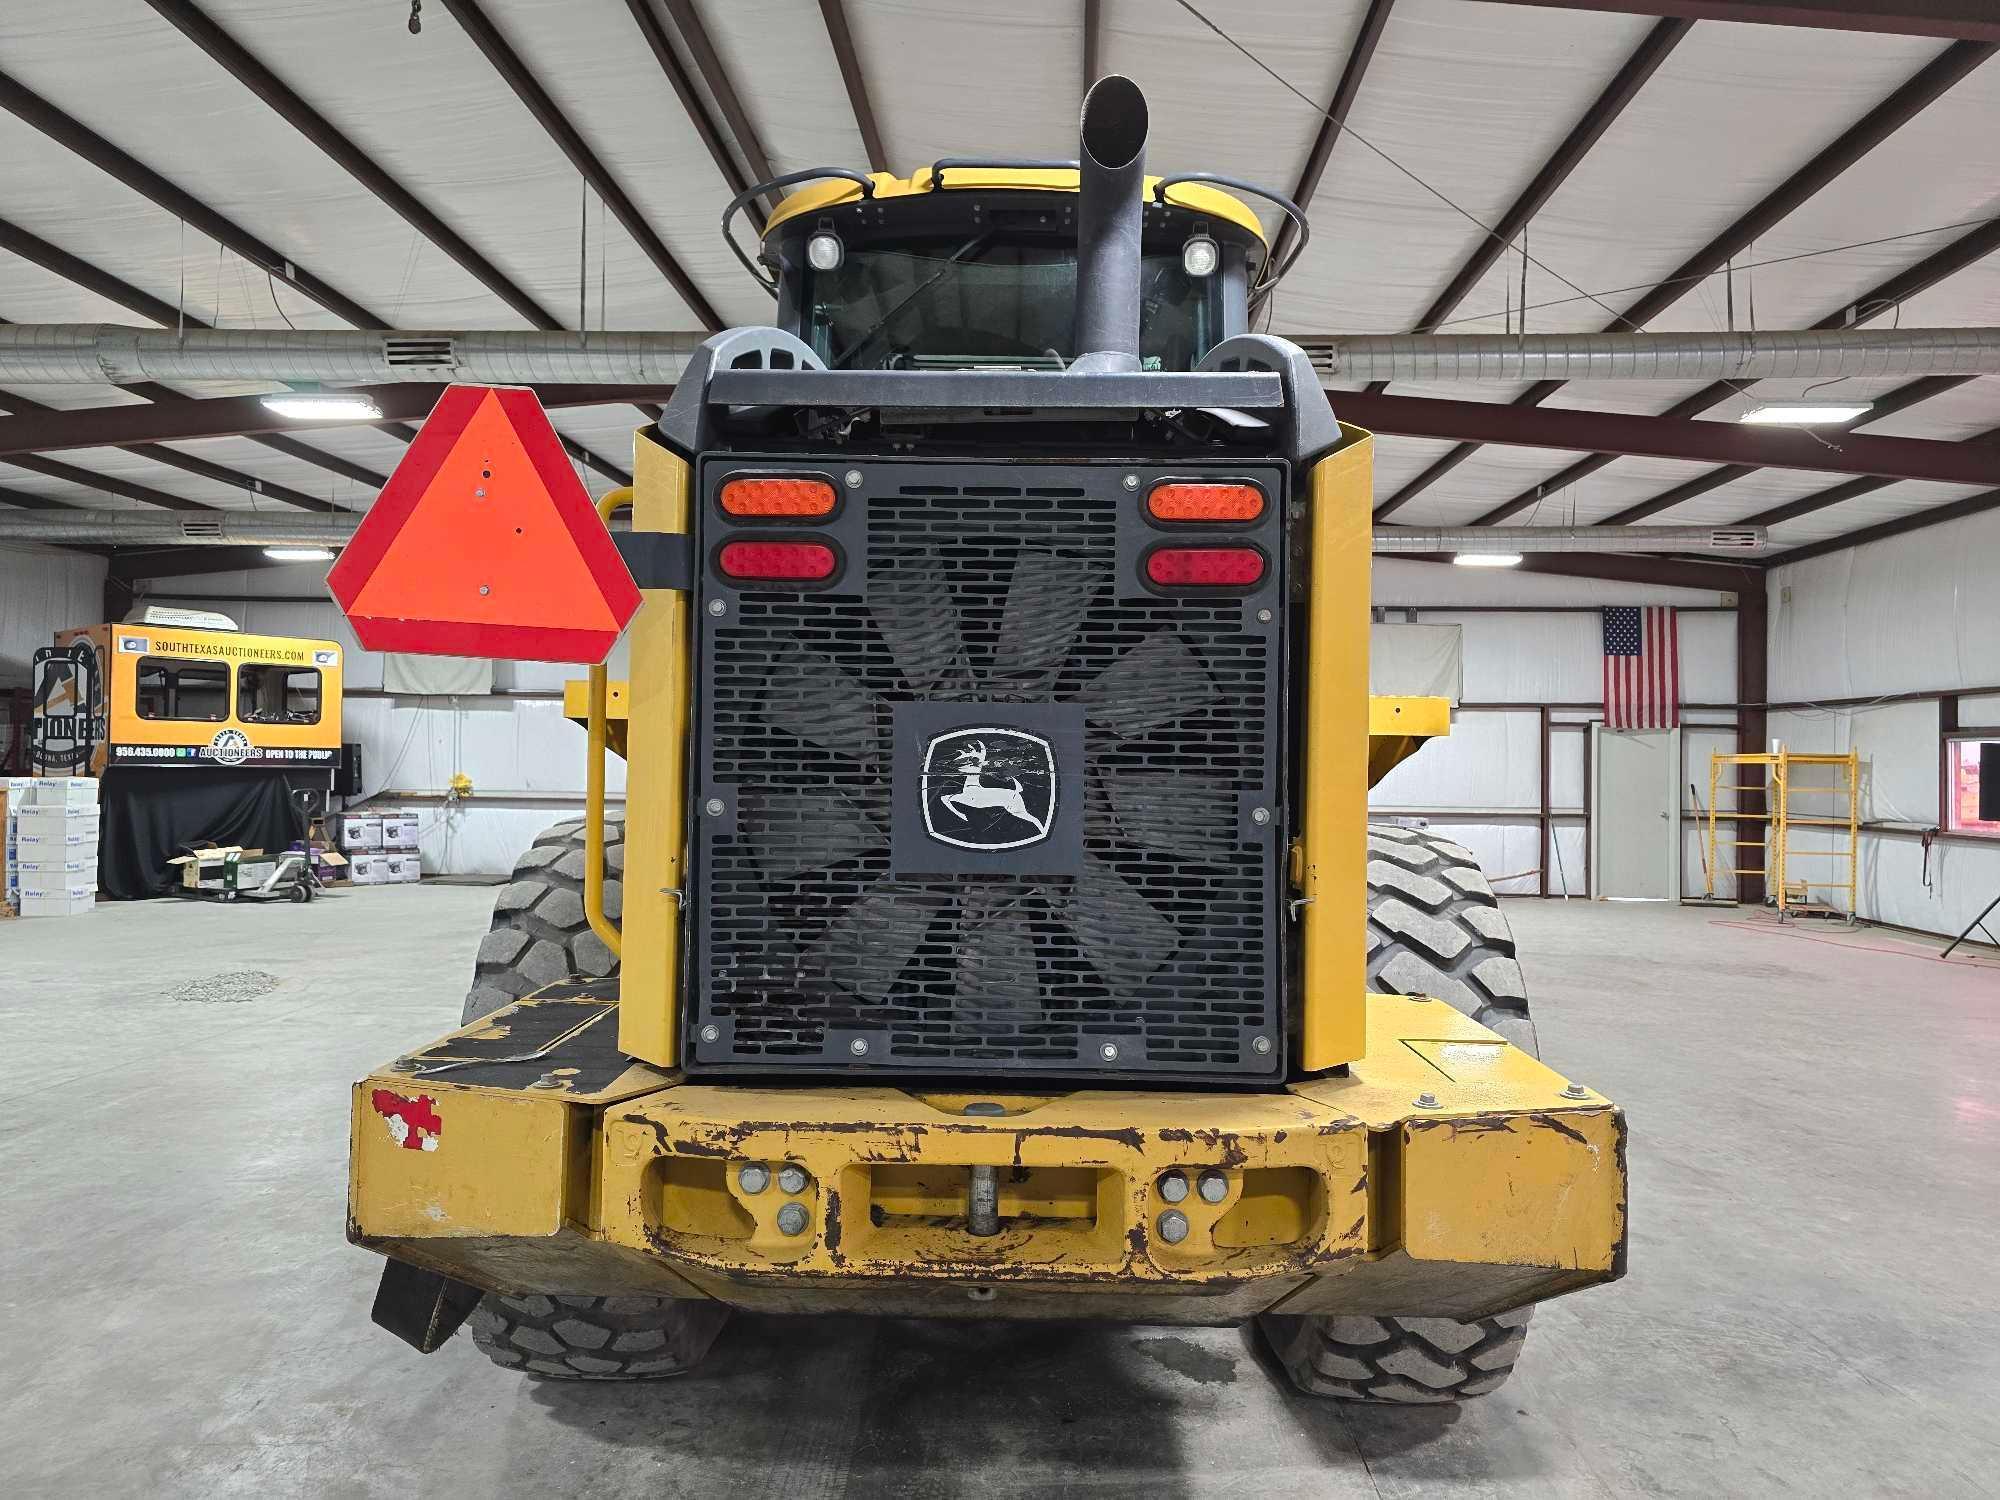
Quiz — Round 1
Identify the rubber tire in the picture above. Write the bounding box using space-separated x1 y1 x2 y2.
459 820 723 1379
1260 826 1540 1403
461 817 623 1027
466 1294 729 1380
1360 823 1539 1056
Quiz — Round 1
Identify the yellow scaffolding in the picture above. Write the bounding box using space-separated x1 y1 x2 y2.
1706 749 1859 922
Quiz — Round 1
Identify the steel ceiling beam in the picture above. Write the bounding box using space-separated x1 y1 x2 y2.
0 230 360 508
1271 0 1396 275
1371 37 1995 518
2 453 211 512
1332 389 1999 485
1762 481 2000 565
144 0 569 333
1736 419 2000 528
1083 0 1103 101
1596 374 1971 524
820 0 888 173
1471 1 2000 42
620 1 765 230
0 66 378 328
1402 18 1691 342
1541 210 2000 528
659 0 780 195
0 52 629 484
0 385 665 455
440 0 722 330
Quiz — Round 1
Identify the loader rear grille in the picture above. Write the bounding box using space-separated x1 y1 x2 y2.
689 459 1286 1080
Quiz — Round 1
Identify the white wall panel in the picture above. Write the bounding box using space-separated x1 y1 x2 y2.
0 545 105 688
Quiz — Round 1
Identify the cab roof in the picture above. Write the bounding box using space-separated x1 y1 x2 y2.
763 166 1269 247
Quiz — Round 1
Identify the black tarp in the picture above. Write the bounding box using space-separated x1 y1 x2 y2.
97 767 321 900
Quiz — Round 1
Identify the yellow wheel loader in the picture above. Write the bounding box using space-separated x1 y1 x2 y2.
341 78 1625 1404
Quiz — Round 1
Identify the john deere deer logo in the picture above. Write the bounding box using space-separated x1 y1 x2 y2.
921 728 1055 851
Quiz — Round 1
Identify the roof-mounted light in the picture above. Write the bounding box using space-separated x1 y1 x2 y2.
1182 231 1219 278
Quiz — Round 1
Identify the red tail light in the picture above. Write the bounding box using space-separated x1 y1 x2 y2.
720 475 837 518
719 540 838 582
1145 546 1266 589
1147 482 1265 523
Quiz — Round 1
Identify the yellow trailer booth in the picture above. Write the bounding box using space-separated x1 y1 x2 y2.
30 622 344 898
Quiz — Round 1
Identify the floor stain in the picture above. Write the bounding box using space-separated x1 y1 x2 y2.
1136 1335 1238 1385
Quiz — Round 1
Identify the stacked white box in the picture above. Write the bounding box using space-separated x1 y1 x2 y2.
337 813 383 852
380 812 419 850
3 776 29 912
14 779 99 916
396 851 422 883
348 852 391 885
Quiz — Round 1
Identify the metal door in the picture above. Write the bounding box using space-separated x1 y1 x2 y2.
1591 727 1681 900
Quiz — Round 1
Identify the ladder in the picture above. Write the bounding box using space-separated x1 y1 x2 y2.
1707 749 1859 922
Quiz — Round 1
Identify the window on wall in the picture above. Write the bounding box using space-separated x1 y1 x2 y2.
1946 737 2000 836
236 665 322 725
134 658 228 721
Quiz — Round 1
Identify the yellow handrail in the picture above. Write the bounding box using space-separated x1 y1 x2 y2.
583 486 635 960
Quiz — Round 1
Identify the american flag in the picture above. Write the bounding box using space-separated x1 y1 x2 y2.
1602 606 1679 730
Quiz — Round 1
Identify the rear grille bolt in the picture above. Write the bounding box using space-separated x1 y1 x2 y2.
1256 608 1273 623
844 469 862 489
850 1037 870 1056
707 598 726 617
1251 1035 1272 1055
776 1164 808 1195
1414 1092 1440 1110
737 1163 769 1195
1122 473 1139 490
699 1024 720 1043
1157 1210 1190 1244
1251 806 1271 826
1099 1042 1119 1062
705 798 724 816
1198 1171 1229 1203
1158 1171 1189 1203
776 1203 810 1236
1563 1083 1590 1100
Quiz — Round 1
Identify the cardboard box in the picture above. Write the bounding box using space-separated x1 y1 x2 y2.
348 852 391 885
380 813 419 849
337 814 383 852
15 854 96 880
27 776 99 808
19 878 95 916
15 805 101 849
396 851 422 883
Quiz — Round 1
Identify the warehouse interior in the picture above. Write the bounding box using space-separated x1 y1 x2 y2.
2 2 1998 1496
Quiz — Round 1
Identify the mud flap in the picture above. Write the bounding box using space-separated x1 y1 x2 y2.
371 1258 485 1353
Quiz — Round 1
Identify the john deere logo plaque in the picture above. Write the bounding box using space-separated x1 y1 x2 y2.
206 727 254 767
922 727 1055 851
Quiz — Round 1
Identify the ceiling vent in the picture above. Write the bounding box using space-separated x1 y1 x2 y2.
383 336 457 371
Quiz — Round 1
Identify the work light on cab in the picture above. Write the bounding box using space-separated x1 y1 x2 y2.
718 539 839 582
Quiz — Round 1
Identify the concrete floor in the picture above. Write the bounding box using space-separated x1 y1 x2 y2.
4 890 1999 1498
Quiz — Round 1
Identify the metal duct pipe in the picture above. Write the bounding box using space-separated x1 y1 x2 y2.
0 324 1997 386
1072 75 1150 373
1373 525 1766 555
0 508 1760 558
0 511 359 547
1298 328 2000 383
0 326 708 387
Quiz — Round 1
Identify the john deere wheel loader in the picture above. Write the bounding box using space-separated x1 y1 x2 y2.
338 78 1625 1404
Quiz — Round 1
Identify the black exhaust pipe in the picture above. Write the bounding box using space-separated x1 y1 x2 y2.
1072 75 1149 373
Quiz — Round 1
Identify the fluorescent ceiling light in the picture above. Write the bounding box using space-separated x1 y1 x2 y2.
262 545 336 562
1738 401 1871 425
1452 552 1523 568
259 391 383 421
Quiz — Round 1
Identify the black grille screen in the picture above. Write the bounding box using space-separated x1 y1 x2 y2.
689 459 1286 1080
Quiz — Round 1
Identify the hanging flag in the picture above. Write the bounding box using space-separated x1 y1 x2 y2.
1602 605 1679 730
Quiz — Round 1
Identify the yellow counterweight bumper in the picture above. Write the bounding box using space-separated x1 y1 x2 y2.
350 989 1625 1325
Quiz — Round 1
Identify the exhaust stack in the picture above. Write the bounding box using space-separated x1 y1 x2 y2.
1072 75 1149 374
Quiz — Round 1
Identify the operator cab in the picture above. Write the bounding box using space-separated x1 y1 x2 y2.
727 165 1289 372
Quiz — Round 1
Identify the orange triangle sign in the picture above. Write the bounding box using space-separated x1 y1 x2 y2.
328 386 641 663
